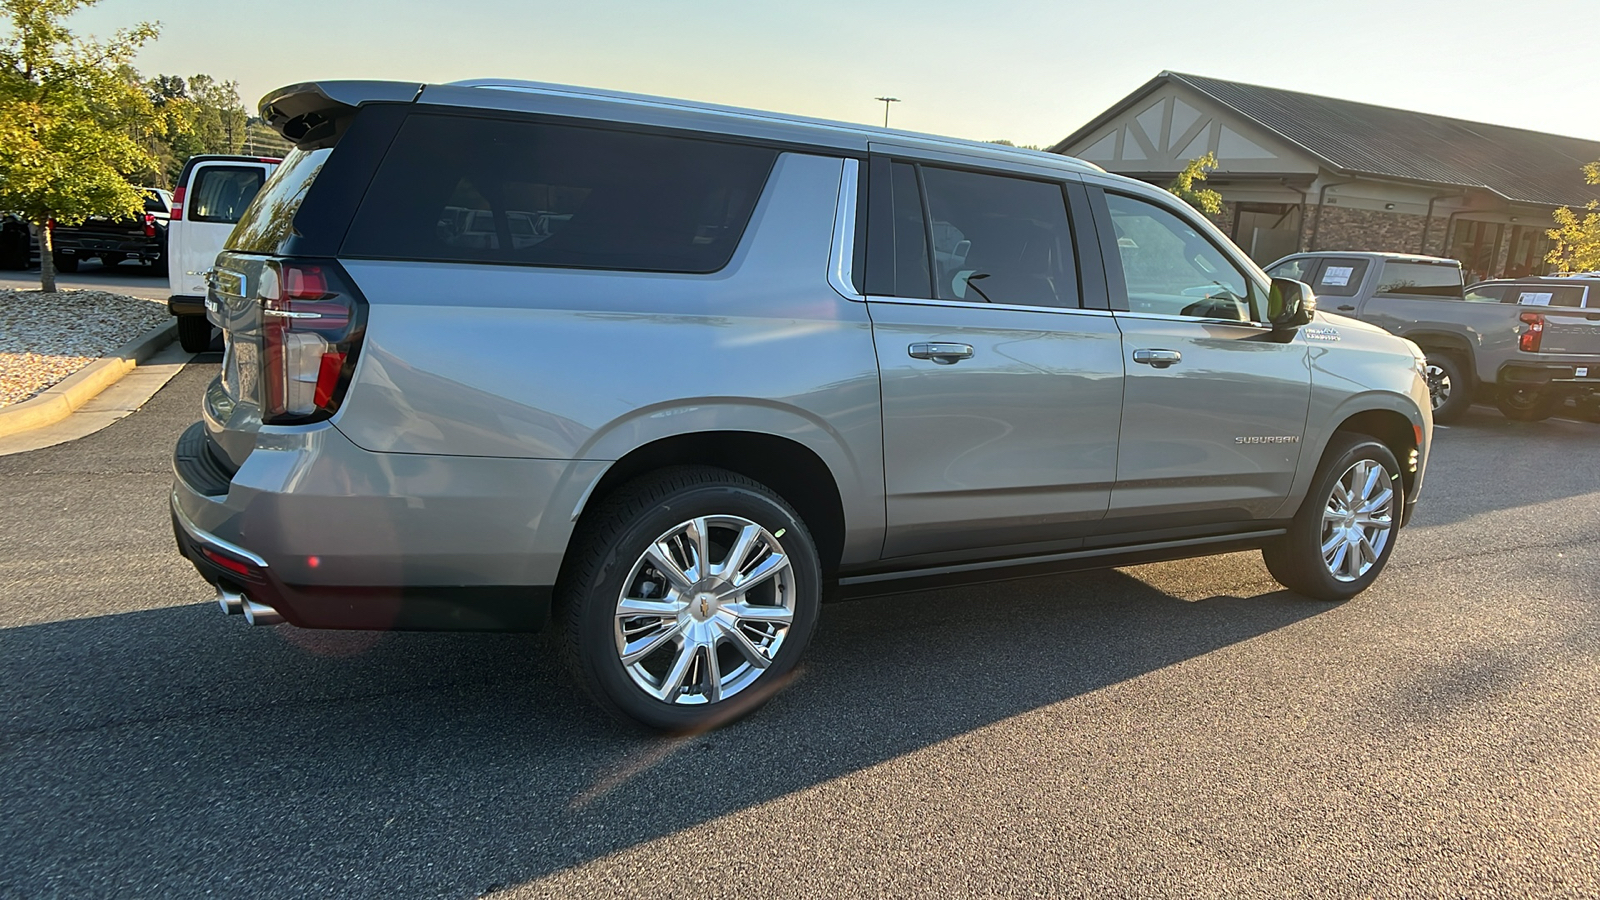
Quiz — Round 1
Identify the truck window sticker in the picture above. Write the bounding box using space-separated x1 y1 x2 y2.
1519 292 1553 306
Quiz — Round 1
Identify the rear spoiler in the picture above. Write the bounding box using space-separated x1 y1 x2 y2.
258 81 423 150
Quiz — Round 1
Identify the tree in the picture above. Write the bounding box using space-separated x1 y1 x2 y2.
0 0 158 292
1546 160 1600 274
143 73 248 185
1168 151 1224 217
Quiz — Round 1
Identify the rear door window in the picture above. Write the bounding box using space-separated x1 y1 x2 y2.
189 166 268 225
1309 258 1369 297
342 113 778 274
1374 261 1463 298
918 166 1079 308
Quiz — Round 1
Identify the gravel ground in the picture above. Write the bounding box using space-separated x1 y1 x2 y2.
0 289 168 407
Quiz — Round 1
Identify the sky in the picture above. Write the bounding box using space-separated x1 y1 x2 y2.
69 0 1600 148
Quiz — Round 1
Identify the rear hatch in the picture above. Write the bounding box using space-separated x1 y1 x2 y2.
202 84 416 469
1508 284 1600 356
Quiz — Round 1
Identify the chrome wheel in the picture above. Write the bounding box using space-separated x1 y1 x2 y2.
1321 458 1395 582
613 515 795 705
1424 362 1451 412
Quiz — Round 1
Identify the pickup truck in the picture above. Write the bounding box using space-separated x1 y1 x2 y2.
166 155 281 351
1266 252 1600 422
49 188 172 273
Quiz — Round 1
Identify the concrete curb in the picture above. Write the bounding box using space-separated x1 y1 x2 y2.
0 320 178 438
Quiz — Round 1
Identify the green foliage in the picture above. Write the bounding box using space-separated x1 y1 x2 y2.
1546 160 1600 274
0 0 159 290
142 72 249 186
1168 151 1224 217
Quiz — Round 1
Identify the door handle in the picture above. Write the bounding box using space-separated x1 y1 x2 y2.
908 342 974 364
1337 304 1356 311
1132 348 1182 369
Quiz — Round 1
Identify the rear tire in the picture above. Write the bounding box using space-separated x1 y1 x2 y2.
1574 395 1600 424
100 252 126 268
1263 434 1403 602
1423 353 1471 424
1494 386 1561 422
176 315 213 353
52 253 78 273
558 466 821 732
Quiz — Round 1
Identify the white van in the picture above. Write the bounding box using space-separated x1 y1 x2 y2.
167 155 280 351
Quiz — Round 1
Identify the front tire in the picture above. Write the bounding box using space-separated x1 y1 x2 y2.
176 315 213 353
558 466 821 732
1494 386 1560 422
1263 434 1402 602
1423 353 1471 424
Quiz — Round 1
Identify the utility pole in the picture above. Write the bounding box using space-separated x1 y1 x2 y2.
874 96 900 128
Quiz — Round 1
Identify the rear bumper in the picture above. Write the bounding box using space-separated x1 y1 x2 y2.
1496 359 1600 394
169 420 604 631
168 294 205 317
54 236 162 259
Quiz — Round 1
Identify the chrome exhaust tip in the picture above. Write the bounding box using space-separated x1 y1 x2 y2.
218 586 244 615
241 599 285 627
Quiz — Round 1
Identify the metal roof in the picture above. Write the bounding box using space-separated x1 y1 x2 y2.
1052 72 1600 208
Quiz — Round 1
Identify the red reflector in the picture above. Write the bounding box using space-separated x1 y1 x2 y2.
307 556 320 568
313 351 346 408
171 186 185 221
199 547 254 577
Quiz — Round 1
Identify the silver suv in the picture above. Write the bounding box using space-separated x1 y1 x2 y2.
171 79 1432 731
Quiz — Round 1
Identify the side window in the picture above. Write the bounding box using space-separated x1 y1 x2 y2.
1309 258 1369 298
1104 192 1260 322
189 167 268 225
890 162 931 298
1507 285 1585 307
1464 284 1506 303
918 167 1079 308
343 114 777 273
1266 257 1312 282
1374 262 1463 298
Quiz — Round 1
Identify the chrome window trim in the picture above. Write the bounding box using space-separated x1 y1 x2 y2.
1113 309 1272 330
829 158 863 302
861 294 1117 318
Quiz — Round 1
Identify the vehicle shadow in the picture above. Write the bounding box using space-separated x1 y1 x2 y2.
1 569 1327 897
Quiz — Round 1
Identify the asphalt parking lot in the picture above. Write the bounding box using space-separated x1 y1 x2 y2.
2 357 1598 899
0 259 171 301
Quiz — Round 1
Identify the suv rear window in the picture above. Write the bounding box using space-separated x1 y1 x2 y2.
189 166 267 225
341 114 778 273
1374 261 1463 298
227 148 331 253
1504 285 1587 307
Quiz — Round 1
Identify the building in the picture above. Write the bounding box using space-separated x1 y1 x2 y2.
1049 72 1600 280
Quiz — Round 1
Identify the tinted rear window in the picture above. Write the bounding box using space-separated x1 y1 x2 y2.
227 148 331 253
341 114 777 273
1375 261 1463 298
1504 285 1587 308
189 166 267 225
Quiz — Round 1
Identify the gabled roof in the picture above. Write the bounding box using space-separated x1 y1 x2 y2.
1052 72 1600 208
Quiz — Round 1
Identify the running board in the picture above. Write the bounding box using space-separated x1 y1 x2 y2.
836 528 1287 592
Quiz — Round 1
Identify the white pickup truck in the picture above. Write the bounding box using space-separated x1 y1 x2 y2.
167 155 281 352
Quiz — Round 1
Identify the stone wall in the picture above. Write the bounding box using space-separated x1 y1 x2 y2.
1308 205 1450 257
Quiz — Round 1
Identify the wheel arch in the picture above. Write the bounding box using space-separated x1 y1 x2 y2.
570 431 850 577
1329 406 1420 525
1401 330 1477 383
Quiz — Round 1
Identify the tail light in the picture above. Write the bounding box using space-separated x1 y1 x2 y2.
1519 311 1544 353
170 186 185 222
260 260 366 424
45 218 55 231
143 213 156 237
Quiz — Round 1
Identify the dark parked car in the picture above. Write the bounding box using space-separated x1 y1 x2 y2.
49 188 172 273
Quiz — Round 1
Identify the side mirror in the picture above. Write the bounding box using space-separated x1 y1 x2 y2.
1268 277 1317 331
